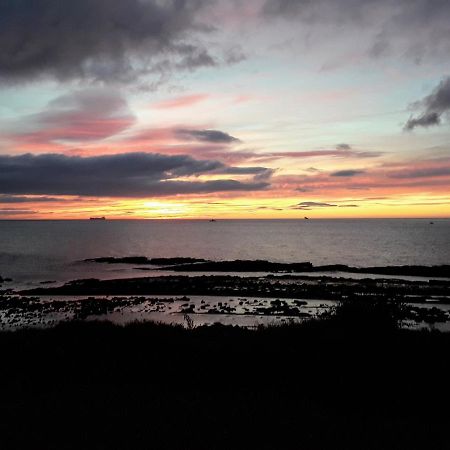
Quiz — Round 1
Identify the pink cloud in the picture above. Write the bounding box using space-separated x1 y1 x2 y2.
227 148 383 164
5 90 135 152
152 94 209 109
272 158 450 198
96 126 240 156
13 117 135 144
233 94 258 104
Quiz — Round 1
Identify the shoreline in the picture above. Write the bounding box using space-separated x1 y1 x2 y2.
2 263 450 448
2 271 449 331
19 272 450 299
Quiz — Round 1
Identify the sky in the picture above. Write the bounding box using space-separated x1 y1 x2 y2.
0 0 449 219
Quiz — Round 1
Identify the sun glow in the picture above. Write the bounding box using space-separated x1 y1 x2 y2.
141 201 189 217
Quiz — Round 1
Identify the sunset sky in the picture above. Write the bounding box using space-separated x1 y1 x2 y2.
0 0 449 219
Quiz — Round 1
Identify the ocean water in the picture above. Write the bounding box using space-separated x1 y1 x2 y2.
0 219 449 287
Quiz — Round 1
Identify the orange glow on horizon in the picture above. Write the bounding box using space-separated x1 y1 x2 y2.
1 194 448 220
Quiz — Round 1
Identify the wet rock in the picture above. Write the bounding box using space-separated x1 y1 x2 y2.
85 256 209 265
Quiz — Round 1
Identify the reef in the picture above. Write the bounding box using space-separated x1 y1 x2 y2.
84 256 450 277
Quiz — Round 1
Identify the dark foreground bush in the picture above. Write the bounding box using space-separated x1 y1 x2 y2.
0 310 449 449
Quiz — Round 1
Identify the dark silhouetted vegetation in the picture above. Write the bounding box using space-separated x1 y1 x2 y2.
0 299 449 449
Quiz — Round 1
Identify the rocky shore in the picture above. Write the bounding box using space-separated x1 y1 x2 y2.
1 262 450 448
21 272 450 302
0 271 448 330
84 256 450 277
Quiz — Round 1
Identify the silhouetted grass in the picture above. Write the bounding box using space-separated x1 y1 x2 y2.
0 300 449 449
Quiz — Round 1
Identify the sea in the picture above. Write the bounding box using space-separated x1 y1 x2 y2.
0 218 449 289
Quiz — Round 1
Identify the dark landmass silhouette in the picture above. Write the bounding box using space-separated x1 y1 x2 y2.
166 261 450 277
84 256 209 265
83 256 450 277
0 300 449 449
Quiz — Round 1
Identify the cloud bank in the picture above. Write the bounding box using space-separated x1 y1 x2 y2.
0 152 270 197
0 0 214 84
263 0 450 64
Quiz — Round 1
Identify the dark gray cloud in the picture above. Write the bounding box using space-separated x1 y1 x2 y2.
0 195 63 203
253 168 276 181
292 201 337 210
263 0 388 20
404 112 440 130
224 46 247 65
355 152 384 158
220 166 274 179
0 208 37 215
0 0 448 87
388 167 450 179
250 149 382 161
174 45 217 71
0 152 270 197
330 169 365 177
0 0 215 84
175 129 240 144
263 0 450 64
334 143 382 158
404 77 450 130
256 206 283 211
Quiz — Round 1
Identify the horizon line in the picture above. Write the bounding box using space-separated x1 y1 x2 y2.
0 217 448 221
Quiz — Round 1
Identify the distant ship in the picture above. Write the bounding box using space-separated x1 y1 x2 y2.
304 216 309 220
90 216 106 221
209 219 217 222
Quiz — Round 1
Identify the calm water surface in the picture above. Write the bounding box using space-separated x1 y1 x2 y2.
0 219 449 286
